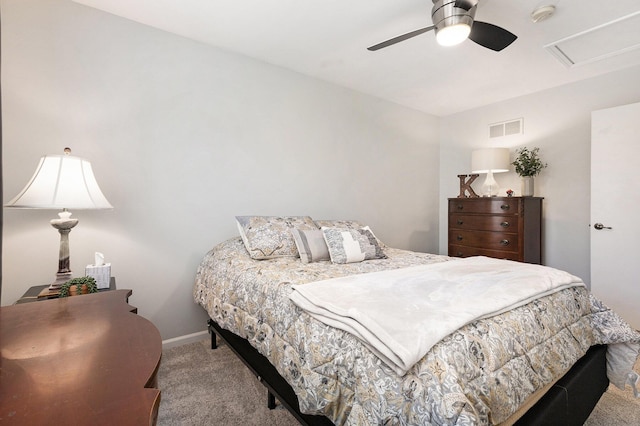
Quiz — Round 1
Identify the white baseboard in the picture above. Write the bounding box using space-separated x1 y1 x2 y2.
162 330 209 350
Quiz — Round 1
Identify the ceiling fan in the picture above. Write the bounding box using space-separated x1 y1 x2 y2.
368 0 517 52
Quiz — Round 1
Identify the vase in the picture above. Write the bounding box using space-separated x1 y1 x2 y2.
521 176 534 196
69 284 88 296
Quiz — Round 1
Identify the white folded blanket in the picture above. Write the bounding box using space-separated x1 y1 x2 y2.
290 256 585 376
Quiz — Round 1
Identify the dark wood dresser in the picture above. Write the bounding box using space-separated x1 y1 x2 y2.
448 196 543 264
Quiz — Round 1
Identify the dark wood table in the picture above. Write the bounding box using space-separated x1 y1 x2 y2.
0 290 162 425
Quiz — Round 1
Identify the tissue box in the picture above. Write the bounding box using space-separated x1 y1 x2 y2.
85 263 111 289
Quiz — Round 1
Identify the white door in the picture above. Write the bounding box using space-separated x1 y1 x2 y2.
591 102 640 330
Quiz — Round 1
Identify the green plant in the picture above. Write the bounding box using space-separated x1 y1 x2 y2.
512 147 548 177
59 276 98 297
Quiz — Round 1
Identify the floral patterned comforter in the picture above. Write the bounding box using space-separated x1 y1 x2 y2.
193 238 640 425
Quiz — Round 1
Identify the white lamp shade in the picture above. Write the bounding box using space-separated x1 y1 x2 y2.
471 148 510 174
5 154 113 210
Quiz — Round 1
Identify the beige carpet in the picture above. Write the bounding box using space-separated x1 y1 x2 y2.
157 339 640 425
157 339 298 425
585 364 640 426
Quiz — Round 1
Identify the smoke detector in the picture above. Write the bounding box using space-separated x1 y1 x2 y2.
531 5 556 23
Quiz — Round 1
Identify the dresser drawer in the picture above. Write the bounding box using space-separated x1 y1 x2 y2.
449 214 519 232
449 229 519 252
448 244 521 261
448 198 521 215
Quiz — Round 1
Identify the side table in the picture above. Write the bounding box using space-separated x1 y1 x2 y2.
0 289 162 425
14 277 117 304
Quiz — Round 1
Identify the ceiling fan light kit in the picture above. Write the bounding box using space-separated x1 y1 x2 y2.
433 0 474 46
436 23 471 46
368 0 517 52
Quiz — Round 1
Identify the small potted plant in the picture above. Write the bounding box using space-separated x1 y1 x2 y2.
512 147 547 196
59 276 99 297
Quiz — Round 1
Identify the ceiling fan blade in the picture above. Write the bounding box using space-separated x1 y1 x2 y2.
468 21 517 51
367 26 435 51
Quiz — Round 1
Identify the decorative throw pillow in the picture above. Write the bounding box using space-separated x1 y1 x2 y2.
236 216 318 260
315 220 386 247
314 219 365 229
291 229 330 263
322 226 387 264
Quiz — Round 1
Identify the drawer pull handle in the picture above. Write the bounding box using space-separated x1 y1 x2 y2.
457 219 464 225
457 235 463 241
500 204 510 210
500 239 509 246
457 204 464 210
500 221 509 228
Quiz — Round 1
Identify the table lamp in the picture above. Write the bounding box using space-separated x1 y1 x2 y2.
5 148 113 292
471 148 510 197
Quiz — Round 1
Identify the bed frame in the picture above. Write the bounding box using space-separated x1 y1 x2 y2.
208 318 609 425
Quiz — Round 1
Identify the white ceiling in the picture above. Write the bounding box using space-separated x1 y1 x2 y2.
72 0 640 117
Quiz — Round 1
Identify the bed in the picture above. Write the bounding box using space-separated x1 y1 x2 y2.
193 216 640 425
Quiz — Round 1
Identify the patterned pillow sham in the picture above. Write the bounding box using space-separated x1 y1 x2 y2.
322 226 387 264
236 216 318 260
314 219 365 229
291 228 330 263
315 220 386 247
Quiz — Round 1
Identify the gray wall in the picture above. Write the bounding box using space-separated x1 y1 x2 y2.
1 0 440 340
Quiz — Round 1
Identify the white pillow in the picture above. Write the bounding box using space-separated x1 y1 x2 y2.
291 229 330 263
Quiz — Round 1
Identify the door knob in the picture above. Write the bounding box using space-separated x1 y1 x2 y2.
593 223 612 230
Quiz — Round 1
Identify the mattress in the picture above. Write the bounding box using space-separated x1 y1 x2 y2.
193 237 640 425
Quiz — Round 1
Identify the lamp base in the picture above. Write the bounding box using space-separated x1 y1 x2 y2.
481 170 500 197
49 272 73 291
49 209 78 291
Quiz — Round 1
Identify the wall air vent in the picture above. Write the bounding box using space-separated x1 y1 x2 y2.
489 118 523 139
545 11 640 68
